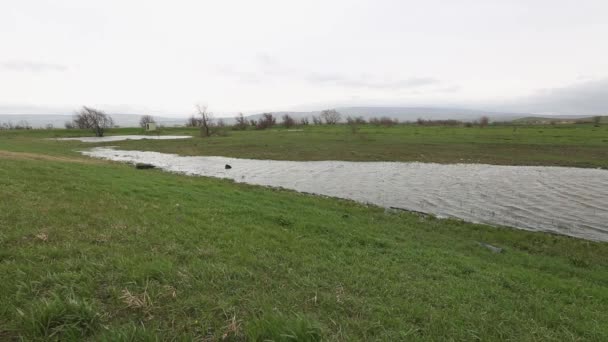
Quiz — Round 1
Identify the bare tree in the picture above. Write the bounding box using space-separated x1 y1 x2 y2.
234 113 248 130
185 115 200 127
300 117 310 125
320 109 341 124
73 106 114 137
196 104 214 137
139 115 156 128
479 116 489 128
311 115 322 125
256 113 276 130
281 114 296 128
593 116 602 127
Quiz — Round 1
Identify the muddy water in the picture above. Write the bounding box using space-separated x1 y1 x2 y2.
55 135 192 142
82 147 608 242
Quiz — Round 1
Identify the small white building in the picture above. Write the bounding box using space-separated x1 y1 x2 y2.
146 122 157 131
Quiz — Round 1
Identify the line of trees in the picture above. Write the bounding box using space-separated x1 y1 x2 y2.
0 120 33 130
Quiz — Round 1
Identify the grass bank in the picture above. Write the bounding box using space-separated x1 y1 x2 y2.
1 154 608 340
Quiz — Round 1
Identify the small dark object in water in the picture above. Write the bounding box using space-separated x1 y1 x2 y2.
478 242 503 253
135 163 155 169
225 164 232 169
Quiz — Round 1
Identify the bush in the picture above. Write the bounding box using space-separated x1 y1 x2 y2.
256 113 276 130
72 106 113 137
281 114 296 128
233 113 248 130
369 116 398 126
416 118 462 126
320 109 341 124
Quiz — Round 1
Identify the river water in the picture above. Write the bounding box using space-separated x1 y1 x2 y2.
55 135 192 142
81 147 608 242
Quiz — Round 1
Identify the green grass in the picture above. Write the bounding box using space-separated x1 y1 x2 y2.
1 154 608 340
1 124 608 339
2 123 607 168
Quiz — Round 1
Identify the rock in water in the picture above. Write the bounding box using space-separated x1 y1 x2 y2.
135 163 155 169
225 164 232 169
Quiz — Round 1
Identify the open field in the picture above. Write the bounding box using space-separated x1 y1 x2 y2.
1 124 608 340
2 123 608 168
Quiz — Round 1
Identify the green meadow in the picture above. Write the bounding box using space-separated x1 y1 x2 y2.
1 124 607 340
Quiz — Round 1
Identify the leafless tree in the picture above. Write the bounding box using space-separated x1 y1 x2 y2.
593 116 601 127
281 114 296 128
73 106 114 137
185 115 200 127
320 109 341 124
139 115 156 128
196 104 214 137
234 113 248 130
300 117 309 125
256 113 276 130
346 116 367 125
311 115 322 125
479 116 489 128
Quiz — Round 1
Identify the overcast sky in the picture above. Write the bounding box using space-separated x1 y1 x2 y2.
2 0 608 116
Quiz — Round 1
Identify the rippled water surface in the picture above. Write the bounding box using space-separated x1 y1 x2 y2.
55 135 192 142
82 147 608 241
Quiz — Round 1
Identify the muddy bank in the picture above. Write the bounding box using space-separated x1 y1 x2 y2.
54 135 192 142
82 147 608 242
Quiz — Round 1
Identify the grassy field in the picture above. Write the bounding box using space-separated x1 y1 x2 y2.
1 124 608 340
1 123 608 168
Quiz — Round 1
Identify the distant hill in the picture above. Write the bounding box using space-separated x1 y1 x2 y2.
0 114 187 129
245 107 533 123
512 115 605 124
1 108 603 128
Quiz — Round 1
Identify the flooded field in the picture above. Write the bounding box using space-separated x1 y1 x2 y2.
54 135 192 142
82 147 608 241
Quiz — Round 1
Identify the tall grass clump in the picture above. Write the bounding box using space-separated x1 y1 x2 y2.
17 295 100 340
246 313 322 342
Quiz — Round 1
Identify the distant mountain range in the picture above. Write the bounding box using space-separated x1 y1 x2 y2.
0 107 594 128
0 114 185 129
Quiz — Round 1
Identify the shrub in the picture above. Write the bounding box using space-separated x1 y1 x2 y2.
256 113 276 130
480 116 490 128
72 106 113 137
233 113 248 130
320 109 341 124
281 114 296 128
369 116 397 126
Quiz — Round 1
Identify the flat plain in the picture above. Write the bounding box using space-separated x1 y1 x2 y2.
1 124 607 340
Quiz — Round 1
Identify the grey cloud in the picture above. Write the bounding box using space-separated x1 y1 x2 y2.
219 55 442 90
306 73 440 90
2 60 68 72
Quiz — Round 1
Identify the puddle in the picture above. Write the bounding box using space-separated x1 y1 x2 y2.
53 135 192 142
82 147 608 242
